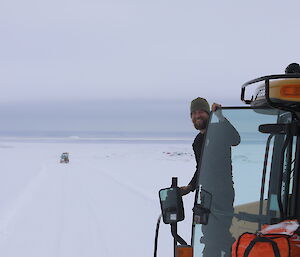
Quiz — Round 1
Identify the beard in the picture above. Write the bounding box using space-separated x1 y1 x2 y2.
193 117 208 130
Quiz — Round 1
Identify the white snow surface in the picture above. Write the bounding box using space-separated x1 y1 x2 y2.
0 141 196 257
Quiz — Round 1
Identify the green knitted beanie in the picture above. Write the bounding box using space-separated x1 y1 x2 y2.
190 97 210 114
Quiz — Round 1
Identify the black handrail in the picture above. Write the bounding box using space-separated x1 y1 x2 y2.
283 137 293 217
259 134 273 229
278 134 292 220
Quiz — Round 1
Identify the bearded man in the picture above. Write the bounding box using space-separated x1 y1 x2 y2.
180 97 222 195
180 97 240 257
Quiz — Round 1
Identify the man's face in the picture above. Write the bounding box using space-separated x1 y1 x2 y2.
191 110 209 130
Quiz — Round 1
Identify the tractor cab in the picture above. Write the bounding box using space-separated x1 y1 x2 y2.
60 152 69 163
158 64 300 257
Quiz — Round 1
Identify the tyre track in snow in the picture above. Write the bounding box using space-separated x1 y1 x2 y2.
0 160 151 257
55 165 111 257
0 164 49 246
72 168 111 257
0 162 76 257
75 165 159 257
56 164 69 257
0 156 158 257
86 164 156 204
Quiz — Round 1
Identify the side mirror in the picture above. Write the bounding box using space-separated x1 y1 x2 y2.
159 187 184 224
193 189 212 225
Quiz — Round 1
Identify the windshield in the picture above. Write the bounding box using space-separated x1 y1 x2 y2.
192 107 293 257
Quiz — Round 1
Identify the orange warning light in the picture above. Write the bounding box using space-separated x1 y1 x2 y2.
280 84 300 98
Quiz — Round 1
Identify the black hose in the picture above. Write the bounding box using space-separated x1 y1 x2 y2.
154 214 162 257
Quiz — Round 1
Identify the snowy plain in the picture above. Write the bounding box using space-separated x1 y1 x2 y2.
0 139 196 257
0 133 268 257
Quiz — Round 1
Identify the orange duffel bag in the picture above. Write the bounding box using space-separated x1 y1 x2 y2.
232 233 290 257
232 220 300 257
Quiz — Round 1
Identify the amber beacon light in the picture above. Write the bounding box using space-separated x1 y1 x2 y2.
280 84 300 98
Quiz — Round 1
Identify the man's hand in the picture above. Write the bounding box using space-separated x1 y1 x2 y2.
212 103 221 112
212 103 225 121
180 185 192 196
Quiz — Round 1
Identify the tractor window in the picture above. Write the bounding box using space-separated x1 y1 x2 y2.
192 107 290 257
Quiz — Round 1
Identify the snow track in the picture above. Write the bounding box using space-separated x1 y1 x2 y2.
0 164 48 244
0 142 195 257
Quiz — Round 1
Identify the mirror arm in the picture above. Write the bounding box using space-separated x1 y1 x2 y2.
170 224 188 245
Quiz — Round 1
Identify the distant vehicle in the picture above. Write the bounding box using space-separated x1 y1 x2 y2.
60 152 69 163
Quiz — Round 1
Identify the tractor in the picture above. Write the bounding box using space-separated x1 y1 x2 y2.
157 64 300 257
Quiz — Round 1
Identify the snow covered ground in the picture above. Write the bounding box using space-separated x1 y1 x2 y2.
0 140 196 257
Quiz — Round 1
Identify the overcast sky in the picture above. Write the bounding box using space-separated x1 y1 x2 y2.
1 1 300 133
1 0 300 104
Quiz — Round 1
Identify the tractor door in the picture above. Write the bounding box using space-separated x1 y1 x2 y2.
191 107 293 257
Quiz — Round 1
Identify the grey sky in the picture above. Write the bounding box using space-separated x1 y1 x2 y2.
0 100 194 134
1 0 300 105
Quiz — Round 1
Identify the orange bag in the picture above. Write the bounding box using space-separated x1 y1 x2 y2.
232 220 300 257
232 233 290 257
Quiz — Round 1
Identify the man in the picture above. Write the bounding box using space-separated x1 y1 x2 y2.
180 97 240 257
180 97 225 195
